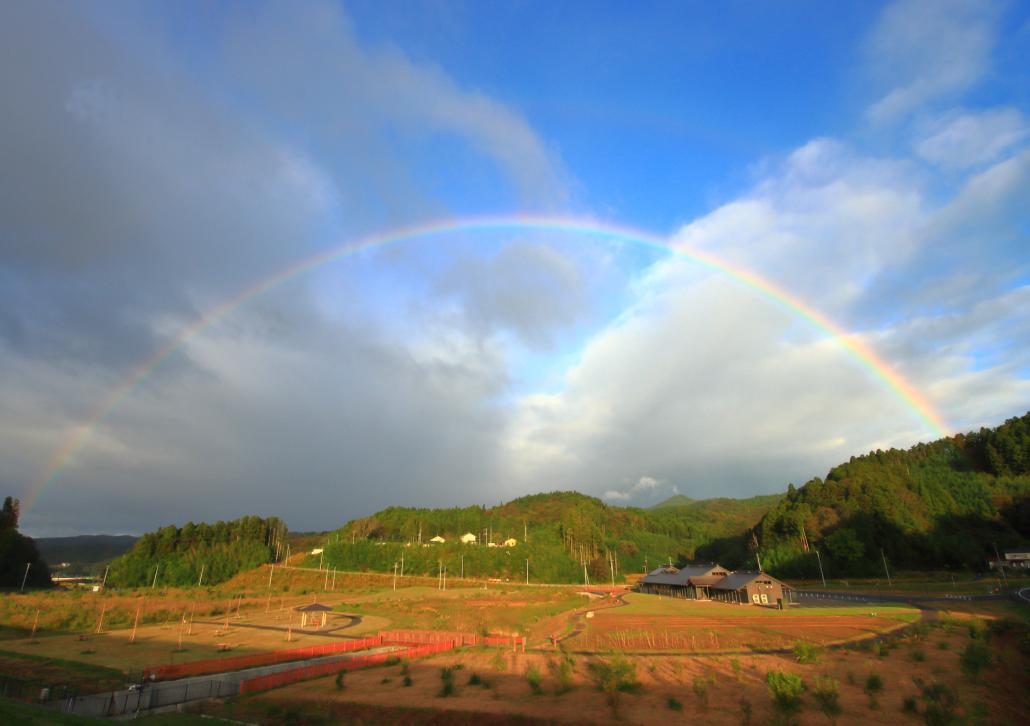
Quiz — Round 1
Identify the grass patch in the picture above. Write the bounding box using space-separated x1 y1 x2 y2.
793 640 823 664
766 670 805 722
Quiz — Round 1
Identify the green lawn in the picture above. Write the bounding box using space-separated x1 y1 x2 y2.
615 593 920 621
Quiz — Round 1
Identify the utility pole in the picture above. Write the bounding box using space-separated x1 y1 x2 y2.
583 560 589 586
461 554 464 579
101 565 109 590
880 548 892 587
526 559 529 585
400 553 404 577
443 566 447 591
20 563 31 592
319 551 323 571
609 551 616 590
815 550 826 587
151 565 159 589
992 542 1008 582
199 563 206 588
331 569 336 591
756 552 763 572
266 563 273 590
393 562 398 591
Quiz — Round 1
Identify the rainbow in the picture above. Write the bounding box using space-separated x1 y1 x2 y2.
24 215 949 515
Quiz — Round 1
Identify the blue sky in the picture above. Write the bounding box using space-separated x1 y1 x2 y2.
1 0 1028 535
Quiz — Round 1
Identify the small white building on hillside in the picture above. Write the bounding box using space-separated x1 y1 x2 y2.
460 532 477 544
429 535 446 544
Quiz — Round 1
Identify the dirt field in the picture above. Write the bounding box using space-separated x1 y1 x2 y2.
193 612 1029 726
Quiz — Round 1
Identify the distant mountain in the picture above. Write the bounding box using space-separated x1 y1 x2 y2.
652 494 695 508
754 411 1030 577
35 535 138 575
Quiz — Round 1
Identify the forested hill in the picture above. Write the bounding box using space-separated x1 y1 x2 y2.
0 496 51 588
106 516 286 587
320 491 781 584
755 411 1030 577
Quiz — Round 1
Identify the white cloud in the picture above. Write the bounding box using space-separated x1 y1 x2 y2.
914 108 1029 169
865 0 1002 123
603 476 678 503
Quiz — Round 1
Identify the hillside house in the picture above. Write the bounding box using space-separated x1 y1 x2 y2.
460 532 478 544
503 537 518 547
429 535 446 544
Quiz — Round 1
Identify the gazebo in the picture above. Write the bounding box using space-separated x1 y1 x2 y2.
295 602 333 628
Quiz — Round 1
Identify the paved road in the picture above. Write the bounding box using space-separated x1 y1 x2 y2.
192 614 362 638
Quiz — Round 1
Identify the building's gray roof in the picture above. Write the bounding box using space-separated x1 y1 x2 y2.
641 564 726 587
710 571 788 591
295 603 333 612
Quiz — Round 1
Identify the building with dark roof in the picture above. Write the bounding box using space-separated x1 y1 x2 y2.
637 564 792 607
710 571 791 606
637 563 731 600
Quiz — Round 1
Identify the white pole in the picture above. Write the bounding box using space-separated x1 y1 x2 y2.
267 563 274 589
461 554 464 579
815 550 826 587
880 549 892 587
101 565 110 589
400 554 404 577
393 562 397 591
20 562 31 592
151 565 159 589
526 559 529 585
198 563 206 587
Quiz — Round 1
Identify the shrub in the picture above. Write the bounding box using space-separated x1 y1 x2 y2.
902 695 919 715
731 657 742 679
334 671 344 691
812 676 841 722
667 696 682 711
864 673 883 710
384 655 400 666
793 641 823 664
548 654 575 694
525 664 543 695
468 672 481 686
439 667 455 697
959 641 992 680
692 676 709 709
402 675 412 687
589 655 639 717
766 670 805 720
490 650 506 672
875 641 890 657
967 619 986 640
936 641 948 650
380 676 390 684
919 681 959 726
909 649 926 662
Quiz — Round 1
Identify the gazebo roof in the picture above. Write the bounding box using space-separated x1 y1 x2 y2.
295 603 333 612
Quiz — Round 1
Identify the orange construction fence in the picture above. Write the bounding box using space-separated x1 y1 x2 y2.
144 636 383 681
238 641 455 694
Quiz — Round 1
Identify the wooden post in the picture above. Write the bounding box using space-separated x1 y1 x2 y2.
324 567 329 590
177 610 186 650
224 601 231 630
526 558 529 585
267 563 274 590
266 593 271 613
30 609 39 640
393 562 397 591
130 604 141 643
235 596 242 619
331 569 336 591
95 605 107 634
187 603 195 636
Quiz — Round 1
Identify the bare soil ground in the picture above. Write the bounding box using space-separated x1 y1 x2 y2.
196 614 1028 726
